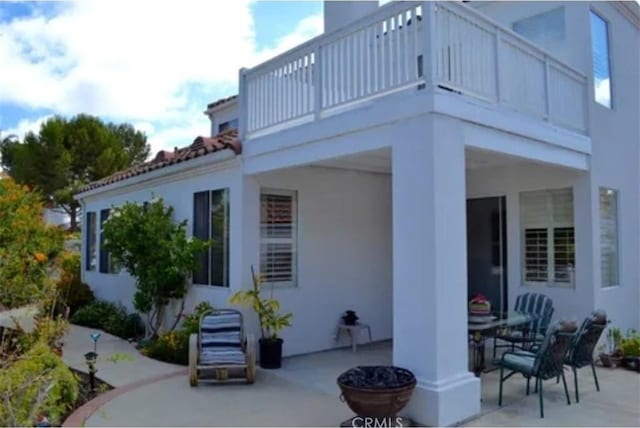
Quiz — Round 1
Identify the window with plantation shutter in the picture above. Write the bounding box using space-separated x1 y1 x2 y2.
193 188 229 287
85 212 97 271
599 188 619 287
261 189 297 286
520 188 575 287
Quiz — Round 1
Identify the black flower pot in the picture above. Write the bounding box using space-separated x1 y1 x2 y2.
259 338 283 369
343 310 359 326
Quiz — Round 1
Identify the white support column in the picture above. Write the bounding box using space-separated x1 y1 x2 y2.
392 116 480 426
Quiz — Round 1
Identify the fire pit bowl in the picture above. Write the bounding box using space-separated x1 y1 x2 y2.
337 366 416 418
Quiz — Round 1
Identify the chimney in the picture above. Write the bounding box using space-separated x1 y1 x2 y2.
324 1 379 33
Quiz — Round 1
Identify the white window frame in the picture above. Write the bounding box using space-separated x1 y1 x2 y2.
520 188 575 288
590 9 613 109
599 187 620 288
260 188 298 288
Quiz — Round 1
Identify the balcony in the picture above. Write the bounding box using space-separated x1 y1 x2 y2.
240 1 589 140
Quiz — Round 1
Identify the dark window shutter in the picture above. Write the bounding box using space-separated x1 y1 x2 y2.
85 212 96 271
210 189 230 287
99 209 110 273
193 191 210 284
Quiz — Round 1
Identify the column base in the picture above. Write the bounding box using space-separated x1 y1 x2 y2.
404 372 480 427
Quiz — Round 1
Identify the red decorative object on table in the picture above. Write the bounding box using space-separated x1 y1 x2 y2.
469 294 491 316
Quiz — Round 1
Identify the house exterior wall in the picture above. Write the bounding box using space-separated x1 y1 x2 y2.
586 1 640 331
80 160 245 315
242 166 393 356
208 101 239 136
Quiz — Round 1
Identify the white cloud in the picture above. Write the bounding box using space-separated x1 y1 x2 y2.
0 0 324 153
594 78 611 108
1 114 52 139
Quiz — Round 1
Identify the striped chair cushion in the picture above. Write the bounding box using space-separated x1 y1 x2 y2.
199 312 245 365
200 348 246 365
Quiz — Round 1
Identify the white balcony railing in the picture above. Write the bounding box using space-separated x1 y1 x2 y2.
241 1 589 138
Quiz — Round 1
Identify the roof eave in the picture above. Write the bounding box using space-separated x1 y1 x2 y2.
75 150 238 200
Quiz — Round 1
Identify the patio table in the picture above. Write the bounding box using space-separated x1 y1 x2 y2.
468 311 532 377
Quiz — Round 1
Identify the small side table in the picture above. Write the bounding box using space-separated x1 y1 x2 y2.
335 323 372 352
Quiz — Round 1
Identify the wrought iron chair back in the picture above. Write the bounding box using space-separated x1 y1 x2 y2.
566 312 607 368
534 328 576 380
515 292 554 335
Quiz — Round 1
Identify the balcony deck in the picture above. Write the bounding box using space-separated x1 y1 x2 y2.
240 1 589 142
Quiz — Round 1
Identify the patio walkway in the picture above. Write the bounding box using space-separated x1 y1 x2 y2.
64 330 640 427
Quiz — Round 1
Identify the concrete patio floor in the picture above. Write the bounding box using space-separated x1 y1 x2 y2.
82 339 640 427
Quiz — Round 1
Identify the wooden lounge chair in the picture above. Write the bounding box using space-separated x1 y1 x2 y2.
189 308 255 386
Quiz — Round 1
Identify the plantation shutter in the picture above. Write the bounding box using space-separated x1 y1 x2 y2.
599 189 619 287
193 191 210 284
260 190 297 285
520 188 574 286
99 209 110 273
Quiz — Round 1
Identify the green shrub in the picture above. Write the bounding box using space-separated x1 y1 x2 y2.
70 300 143 339
0 342 78 426
56 252 95 316
142 301 214 365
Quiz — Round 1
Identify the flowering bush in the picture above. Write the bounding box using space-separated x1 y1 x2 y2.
0 178 76 426
0 178 64 309
142 301 213 365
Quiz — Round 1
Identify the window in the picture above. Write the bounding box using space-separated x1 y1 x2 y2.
99 209 117 273
218 119 238 133
193 188 230 287
520 188 575 287
85 211 96 271
513 8 565 50
600 188 619 287
260 189 297 287
590 11 612 108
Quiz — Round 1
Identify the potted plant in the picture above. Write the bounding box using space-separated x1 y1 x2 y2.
619 330 640 372
229 266 293 369
600 327 624 367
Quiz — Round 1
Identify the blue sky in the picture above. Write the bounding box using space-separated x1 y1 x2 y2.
0 1 322 154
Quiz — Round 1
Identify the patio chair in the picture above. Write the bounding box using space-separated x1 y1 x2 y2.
493 293 554 358
496 320 577 418
189 308 255 386
561 309 608 403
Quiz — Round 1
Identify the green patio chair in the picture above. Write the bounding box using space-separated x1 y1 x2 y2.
496 320 577 418
493 292 554 358
561 309 608 403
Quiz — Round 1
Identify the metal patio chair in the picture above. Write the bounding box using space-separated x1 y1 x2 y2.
561 309 608 403
496 320 577 418
493 292 554 358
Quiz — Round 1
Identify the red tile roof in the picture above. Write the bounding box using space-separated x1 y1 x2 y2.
77 129 241 194
206 94 238 110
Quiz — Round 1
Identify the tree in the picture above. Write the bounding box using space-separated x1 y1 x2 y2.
0 115 150 231
102 198 209 337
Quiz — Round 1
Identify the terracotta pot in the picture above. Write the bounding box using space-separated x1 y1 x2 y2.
337 366 416 418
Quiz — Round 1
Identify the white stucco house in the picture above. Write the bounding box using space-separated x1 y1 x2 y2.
76 1 640 425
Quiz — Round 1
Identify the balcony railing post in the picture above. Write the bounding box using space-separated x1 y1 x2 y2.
238 67 249 140
543 57 551 122
422 1 437 89
314 44 323 120
494 30 502 103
